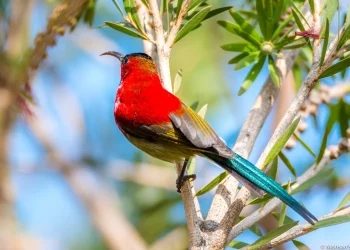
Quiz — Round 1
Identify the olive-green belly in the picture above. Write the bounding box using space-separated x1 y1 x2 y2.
125 133 196 163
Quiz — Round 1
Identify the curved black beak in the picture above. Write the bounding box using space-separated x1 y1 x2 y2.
100 51 124 60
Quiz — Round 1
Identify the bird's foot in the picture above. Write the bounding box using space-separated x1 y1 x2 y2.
176 174 197 193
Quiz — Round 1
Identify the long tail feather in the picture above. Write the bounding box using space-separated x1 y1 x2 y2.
204 152 318 225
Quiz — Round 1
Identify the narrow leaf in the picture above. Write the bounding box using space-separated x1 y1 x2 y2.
293 133 316 158
292 9 306 33
234 52 260 70
290 1 310 27
269 157 278 180
123 0 143 32
337 24 350 50
175 6 211 43
248 221 298 250
282 42 307 50
247 194 273 205
217 21 261 48
291 167 333 195
308 0 315 16
173 69 183 94
196 171 228 196
249 224 263 236
337 192 350 209
271 14 293 41
221 43 254 52
238 55 266 95
325 0 339 23
272 212 296 224
105 22 148 40
264 0 274 39
256 0 267 39
279 203 287 226
312 215 350 229
346 5 350 28
229 9 263 42
292 240 311 250
112 0 125 17
197 104 208 118
228 53 249 64
268 56 280 87
279 152 297 179
316 104 339 164
320 19 330 67
262 117 300 169
203 6 232 21
228 240 248 249
187 157 196 175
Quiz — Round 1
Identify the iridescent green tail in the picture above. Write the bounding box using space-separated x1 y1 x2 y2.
204 152 318 225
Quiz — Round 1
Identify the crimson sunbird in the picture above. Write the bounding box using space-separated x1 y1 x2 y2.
101 51 318 225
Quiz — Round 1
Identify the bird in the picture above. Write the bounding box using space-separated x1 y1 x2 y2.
101 51 318 225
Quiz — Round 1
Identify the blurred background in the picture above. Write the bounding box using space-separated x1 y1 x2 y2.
1 0 349 249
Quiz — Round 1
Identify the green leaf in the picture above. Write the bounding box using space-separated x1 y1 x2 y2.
112 0 125 17
84 0 96 27
308 0 315 16
264 0 274 39
229 9 263 42
336 25 350 51
282 42 307 50
346 5 350 28
188 0 206 12
337 192 350 209
316 103 339 164
290 1 310 28
320 19 330 67
160 0 168 13
325 0 339 24
196 171 228 196
228 240 248 249
228 53 249 64
292 9 306 33
268 55 280 87
247 194 273 205
176 0 184 18
238 55 266 95
279 152 296 179
234 52 260 70
248 221 298 250
269 157 278 180
173 69 183 94
105 22 149 40
312 215 350 229
271 14 293 41
272 212 296 224
256 0 267 39
175 6 211 43
279 203 287 226
338 99 349 138
187 157 196 175
293 133 316 158
221 43 254 52
198 104 208 118
203 6 232 21
291 167 333 195
123 0 143 32
217 21 261 48
262 117 300 169
292 240 311 250
249 224 263 236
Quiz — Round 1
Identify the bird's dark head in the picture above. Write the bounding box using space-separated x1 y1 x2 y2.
101 52 158 79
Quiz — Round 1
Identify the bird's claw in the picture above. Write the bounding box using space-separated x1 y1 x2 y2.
176 174 197 193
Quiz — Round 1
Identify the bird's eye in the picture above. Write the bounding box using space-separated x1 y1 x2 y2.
122 57 129 64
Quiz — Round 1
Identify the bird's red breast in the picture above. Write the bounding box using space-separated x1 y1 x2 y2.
114 62 184 128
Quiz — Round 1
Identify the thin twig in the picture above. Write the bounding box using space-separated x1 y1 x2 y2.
147 0 172 92
165 0 192 48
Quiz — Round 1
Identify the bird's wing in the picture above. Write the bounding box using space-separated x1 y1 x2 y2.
169 103 234 158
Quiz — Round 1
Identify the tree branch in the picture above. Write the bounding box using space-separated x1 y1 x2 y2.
228 134 350 242
147 0 172 92
240 206 350 250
